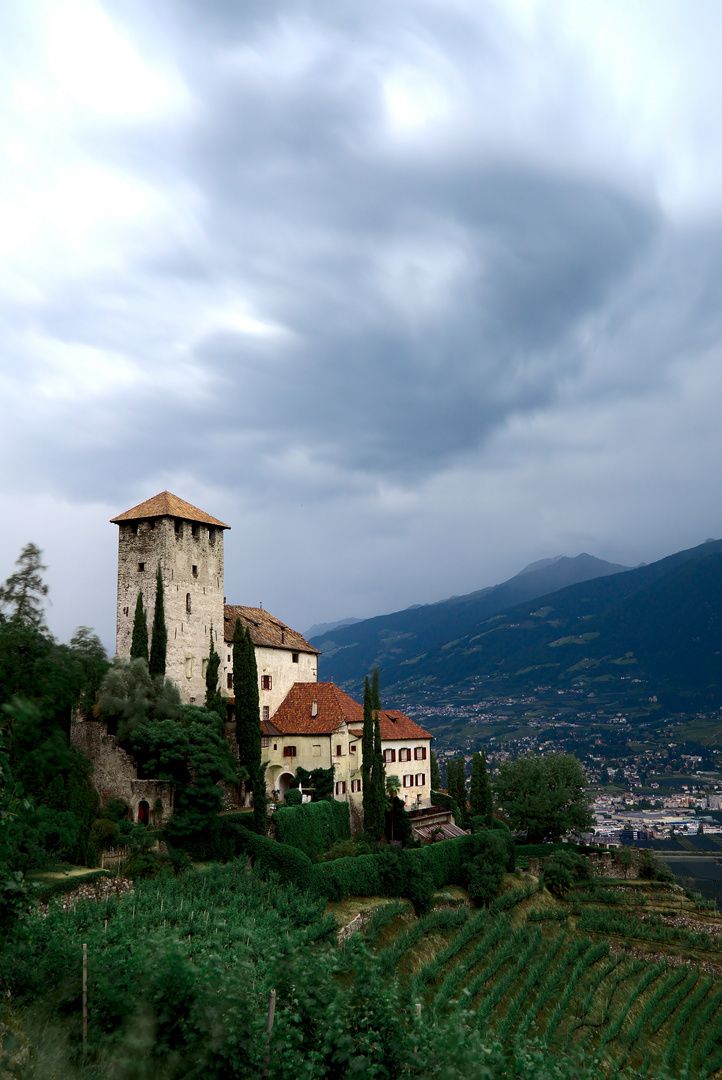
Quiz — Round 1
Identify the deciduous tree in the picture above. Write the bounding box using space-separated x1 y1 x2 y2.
494 752 592 843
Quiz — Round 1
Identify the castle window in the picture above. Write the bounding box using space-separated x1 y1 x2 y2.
192 565 198 578
192 523 198 538
351 780 361 793
130 523 138 535
335 781 346 795
292 652 299 663
415 773 425 786
383 748 396 763
209 528 216 546
399 748 411 762
227 674 232 689
174 518 181 535
414 747 427 761
186 593 192 614
403 775 413 788
138 562 144 572
185 657 194 679
262 675 272 690
263 706 269 720
350 744 356 753
261 736 269 748
336 745 343 757
283 745 296 758
227 655 231 662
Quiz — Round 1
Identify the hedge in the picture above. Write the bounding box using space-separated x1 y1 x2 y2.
273 800 350 861
230 827 313 890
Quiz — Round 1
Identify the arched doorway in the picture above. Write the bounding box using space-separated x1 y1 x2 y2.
138 800 150 825
277 772 296 800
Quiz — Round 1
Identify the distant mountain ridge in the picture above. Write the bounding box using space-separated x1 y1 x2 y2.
311 553 630 688
304 617 361 639
374 538 722 706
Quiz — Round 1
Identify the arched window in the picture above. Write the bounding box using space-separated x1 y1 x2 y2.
138 800 150 825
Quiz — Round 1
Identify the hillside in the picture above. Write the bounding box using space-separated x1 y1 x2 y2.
312 553 629 687
377 540 722 707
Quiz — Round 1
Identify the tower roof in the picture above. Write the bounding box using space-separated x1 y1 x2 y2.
110 491 230 529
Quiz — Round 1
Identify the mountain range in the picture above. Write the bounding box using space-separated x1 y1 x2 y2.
311 552 630 687
312 540 722 707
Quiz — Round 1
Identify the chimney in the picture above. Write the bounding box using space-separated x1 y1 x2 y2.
311 700 318 718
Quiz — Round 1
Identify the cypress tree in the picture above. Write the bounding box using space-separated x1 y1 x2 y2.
430 748 440 791
148 565 167 677
130 591 148 664
454 758 467 815
362 677 378 836
205 626 224 718
481 749 493 825
373 707 386 826
245 627 265 833
470 751 483 817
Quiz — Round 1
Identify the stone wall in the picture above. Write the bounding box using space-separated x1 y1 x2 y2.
71 718 171 825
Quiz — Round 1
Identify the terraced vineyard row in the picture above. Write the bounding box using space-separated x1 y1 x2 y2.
365 881 722 1077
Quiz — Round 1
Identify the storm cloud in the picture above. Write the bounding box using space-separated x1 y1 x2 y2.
2 0 722 647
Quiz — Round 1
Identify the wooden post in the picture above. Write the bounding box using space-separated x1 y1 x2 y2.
82 943 88 1050
415 1003 421 1022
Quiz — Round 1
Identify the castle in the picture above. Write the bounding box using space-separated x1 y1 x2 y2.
74 491 436 826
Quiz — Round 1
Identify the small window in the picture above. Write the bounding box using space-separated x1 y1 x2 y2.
123 606 129 616
192 523 199 538
186 593 192 614
415 773 425 786
283 745 296 758
174 519 181 535
263 706 269 720
227 673 232 689
350 744 356 753
262 675 272 690
403 774 413 788
185 657 193 679
273 743 278 751
261 736 269 748
313 744 321 757
292 652 299 663
383 748 396 763
336 744 343 757
335 781 346 795
351 779 362 793
414 746 427 761
192 565 198 578
131 523 138 535
209 528 216 546
399 748 410 762
201 658 208 677
138 562 144 572
227 654 231 662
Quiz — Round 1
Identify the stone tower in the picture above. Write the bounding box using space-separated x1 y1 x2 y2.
110 491 230 704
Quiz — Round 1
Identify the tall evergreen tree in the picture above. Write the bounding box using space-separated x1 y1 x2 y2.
430 748 440 791
373 707 386 822
130 591 149 664
361 676 374 824
454 758 467 815
233 620 263 825
371 667 381 711
148 565 167 677
0 543 49 628
205 626 224 719
470 751 484 817
481 749 493 825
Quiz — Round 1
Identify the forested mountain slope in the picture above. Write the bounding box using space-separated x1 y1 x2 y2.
312 553 629 687
379 541 722 706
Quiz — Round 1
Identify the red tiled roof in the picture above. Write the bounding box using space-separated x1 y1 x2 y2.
270 682 364 735
377 710 432 741
111 491 230 529
224 606 319 654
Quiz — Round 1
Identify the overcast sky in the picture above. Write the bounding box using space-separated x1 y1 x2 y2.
3 0 722 651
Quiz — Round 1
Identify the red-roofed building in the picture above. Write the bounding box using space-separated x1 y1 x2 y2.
264 682 433 810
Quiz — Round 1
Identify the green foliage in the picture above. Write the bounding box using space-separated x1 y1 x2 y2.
274 799 350 861
463 852 503 906
385 793 412 845
494 752 593 842
233 621 262 827
295 765 335 801
98 656 181 740
542 850 591 897
204 626 225 719
148 564 167 677
0 542 48 628
129 591 148 663
430 789 463 827
430 748 440 790
284 787 303 805
362 676 385 840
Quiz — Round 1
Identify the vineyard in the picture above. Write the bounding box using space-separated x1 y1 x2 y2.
3 861 722 1078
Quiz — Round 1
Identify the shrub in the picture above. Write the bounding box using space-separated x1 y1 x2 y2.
273 800 350 861
284 788 303 806
463 853 503 907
